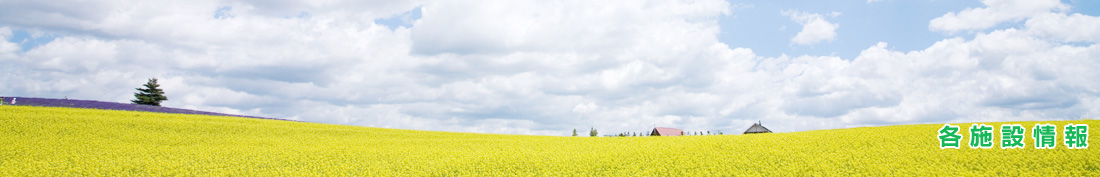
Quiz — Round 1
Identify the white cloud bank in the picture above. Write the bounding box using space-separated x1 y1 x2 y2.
1 0 1099 136
782 9 840 46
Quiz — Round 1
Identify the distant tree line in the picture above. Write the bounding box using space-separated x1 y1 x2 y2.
572 129 725 137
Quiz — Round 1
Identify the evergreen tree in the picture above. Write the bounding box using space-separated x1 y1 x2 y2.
590 128 598 137
572 129 578 136
132 78 168 106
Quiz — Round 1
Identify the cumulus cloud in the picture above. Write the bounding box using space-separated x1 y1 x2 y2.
781 9 839 46
0 27 18 56
929 0 1067 32
2 0 1099 136
410 0 729 55
1025 13 1100 43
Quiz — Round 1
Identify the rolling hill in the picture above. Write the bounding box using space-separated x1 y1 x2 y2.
0 96 282 120
1 105 1096 176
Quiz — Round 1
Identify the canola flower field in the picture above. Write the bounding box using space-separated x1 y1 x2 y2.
1 106 1097 176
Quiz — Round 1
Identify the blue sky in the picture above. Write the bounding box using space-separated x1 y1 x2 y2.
2 0 1099 136
718 0 1099 59
720 0 976 59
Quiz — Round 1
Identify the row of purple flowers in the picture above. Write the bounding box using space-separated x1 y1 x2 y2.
1 96 289 121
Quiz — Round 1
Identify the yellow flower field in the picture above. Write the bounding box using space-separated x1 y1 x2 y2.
1 106 1097 176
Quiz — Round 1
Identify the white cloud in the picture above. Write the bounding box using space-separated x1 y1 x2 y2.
782 9 839 46
572 102 600 113
835 28 1098 125
929 0 1067 33
2 0 1099 136
411 0 729 55
1025 13 1100 43
0 27 18 57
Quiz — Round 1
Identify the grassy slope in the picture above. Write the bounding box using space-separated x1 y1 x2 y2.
1 106 1097 176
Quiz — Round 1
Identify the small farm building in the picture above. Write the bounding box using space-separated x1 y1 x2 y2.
650 127 684 136
743 122 772 134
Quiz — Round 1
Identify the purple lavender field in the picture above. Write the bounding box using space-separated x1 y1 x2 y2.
0 96 286 121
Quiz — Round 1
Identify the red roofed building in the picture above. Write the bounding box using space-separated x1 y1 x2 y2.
650 127 684 136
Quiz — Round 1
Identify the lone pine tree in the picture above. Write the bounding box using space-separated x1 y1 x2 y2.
132 78 168 106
